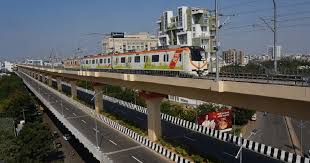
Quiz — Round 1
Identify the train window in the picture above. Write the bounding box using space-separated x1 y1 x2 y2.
179 54 182 62
152 55 159 62
85 60 88 64
104 59 106 64
92 60 95 64
121 57 126 63
99 59 103 64
190 47 206 61
134 56 140 63
128 57 132 63
108 58 110 63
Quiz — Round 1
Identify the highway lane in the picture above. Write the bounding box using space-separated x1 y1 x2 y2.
251 112 294 152
19 72 171 163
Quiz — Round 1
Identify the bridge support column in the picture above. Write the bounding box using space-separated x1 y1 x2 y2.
47 76 53 87
70 81 77 99
94 85 103 113
140 91 165 141
56 77 62 92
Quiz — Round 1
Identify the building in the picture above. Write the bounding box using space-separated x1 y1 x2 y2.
63 57 82 69
4 61 13 72
26 59 43 66
156 6 216 71
102 32 158 54
267 45 281 60
222 49 245 65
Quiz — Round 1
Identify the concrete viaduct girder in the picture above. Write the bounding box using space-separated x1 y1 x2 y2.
18 65 310 121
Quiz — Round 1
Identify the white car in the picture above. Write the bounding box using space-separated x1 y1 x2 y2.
251 113 257 121
63 134 71 141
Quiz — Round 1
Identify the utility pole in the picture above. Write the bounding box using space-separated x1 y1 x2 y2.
273 0 277 74
215 0 220 81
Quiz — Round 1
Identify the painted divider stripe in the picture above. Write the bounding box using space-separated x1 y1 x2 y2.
288 152 293 163
248 140 253 150
296 155 301 163
254 142 259 152
260 144 265 154
280 150 286 161
305 157 310 163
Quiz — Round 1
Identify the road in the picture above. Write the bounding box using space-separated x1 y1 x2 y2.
250 112 294 152
58 81 286 162
19 71 171 163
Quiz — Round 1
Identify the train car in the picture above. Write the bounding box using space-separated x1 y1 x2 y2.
80 54 112 69
79 46 208 76
63 57 81 69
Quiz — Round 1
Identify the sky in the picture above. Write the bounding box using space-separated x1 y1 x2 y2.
0 0 309 61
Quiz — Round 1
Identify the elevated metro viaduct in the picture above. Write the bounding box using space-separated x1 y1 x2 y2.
18 65 310 141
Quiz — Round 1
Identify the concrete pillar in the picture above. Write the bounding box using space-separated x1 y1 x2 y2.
94 85 103 113
47 76 53 87
140 91 165 141
70 81 77 99
56 77 62 92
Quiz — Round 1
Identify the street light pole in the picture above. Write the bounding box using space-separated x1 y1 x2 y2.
235 129 258 163
273 0 277 73
91 93 102 150
215 0 219 81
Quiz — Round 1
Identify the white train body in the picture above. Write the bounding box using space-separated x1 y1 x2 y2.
72 46 208 75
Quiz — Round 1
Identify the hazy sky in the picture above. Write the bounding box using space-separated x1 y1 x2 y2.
0 0 309 61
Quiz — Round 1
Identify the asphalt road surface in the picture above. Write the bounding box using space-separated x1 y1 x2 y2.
19 72 171 163
251 112 294 152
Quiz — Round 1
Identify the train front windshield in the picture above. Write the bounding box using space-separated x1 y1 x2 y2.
190 47 207 61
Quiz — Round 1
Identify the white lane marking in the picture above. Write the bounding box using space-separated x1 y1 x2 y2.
81 120 87 124
131 156 143 163
93 128 99 132
109 140 117 146
184 135 196 141
73 113 77 116
65 108 69 111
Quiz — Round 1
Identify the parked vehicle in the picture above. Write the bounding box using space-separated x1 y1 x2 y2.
53 131 59 138
251 113 257 121
63 134 71 141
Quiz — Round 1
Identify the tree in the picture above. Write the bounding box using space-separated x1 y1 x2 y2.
232 107 255 125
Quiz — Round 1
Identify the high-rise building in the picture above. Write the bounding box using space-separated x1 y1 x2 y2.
267 45 282 60
102 32 158 54
156 6 216 66
222 49 245 65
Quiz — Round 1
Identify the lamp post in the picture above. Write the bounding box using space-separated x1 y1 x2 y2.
234 129 258 163
91 92 103 151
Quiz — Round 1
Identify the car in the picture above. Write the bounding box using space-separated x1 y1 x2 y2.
55 142 62 149
263 112 267 116
251 113 257 121
53 131 59 138
63 134 71 141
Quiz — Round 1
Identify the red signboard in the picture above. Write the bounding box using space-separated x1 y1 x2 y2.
197 109 232 130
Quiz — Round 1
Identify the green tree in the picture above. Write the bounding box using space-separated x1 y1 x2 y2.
233 107 255 125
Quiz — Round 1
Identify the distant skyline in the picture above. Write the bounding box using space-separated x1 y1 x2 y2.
0 0 309 61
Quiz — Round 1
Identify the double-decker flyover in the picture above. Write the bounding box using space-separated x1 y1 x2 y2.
17 64 310 121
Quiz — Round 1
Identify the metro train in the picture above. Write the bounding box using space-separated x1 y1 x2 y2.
64 46 209 76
